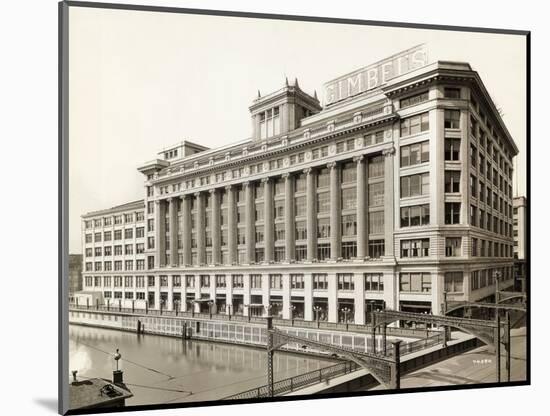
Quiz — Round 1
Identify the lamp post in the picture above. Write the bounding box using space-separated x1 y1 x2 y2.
289 304 296 326
313 306 322 328
369 300 376 326
341 307 351 331
190 300 196 317
264 304 273 318
174 299 179 316
208 300 215 319
244 304 251 321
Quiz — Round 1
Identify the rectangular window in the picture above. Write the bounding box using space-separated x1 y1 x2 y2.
313 274 328 290
400 112 429 136
295 245 307 261
445 237 462 257
444 138 461 161
341 188 357 210
400 173 429 198
317 218 330 238
368 211 384 234
400 239 429 257
337 273 354 290
444 271 464 293
400 91 428 108
365 273 384 291
368 239 384 258
269 274 283 289
444 87 461 99
291 274 305 289
295 221 307 240
368 182 384 207
317 243 331 260
400 141 430 167
341 214 357 237
317 192 330 213
444 109 461 129
368 155 384 178
400 273 432 293
444 170 460 193
341 241 357 259
250 274 262 289
445 202 461 224
232 274 243 288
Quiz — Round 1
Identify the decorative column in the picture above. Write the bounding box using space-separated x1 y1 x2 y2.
328 162 341 261
226 185 237 264
209 189 221 265
168 197 178 267
155 200 166 268
263 178 274 262
327 272 338 323
195 192 205 265
283 173 295 262
354 273 365 324
180 195 191 266
382 147 395 257
304 168 317 261
244 181 255 264
355 155 367 259
304 274 313 321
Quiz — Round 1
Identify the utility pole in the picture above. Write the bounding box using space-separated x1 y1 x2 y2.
495 312 501 383
266 316 274 397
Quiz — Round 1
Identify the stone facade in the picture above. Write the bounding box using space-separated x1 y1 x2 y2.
81 56 518 325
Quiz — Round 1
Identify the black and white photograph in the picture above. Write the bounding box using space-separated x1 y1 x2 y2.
5 0 546 415
56 1 531 414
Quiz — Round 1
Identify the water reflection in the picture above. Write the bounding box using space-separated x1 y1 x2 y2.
69 324 335 405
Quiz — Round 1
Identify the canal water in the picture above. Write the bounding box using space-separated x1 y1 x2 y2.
69 324 336 405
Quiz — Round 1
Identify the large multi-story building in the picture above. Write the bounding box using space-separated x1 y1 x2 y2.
81 45 518 324
513 196 527 290
68 254 83 298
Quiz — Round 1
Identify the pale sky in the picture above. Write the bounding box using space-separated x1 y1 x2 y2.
68 6 527 254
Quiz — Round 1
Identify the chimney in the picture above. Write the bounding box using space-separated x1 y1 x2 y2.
72 370 78 384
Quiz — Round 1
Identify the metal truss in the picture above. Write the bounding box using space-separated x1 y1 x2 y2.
265 318 401 396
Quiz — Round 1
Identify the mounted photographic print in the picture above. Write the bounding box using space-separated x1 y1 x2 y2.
59 1 530 414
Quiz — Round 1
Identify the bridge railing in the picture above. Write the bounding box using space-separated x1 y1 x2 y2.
68 303 440 337
224 361 359 400
224 331 445 400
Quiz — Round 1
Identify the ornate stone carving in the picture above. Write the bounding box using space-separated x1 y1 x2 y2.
303 167 312 175
326 162 337 170
327 121 335 132
304 129 311 139
261 177 270 183
382 146 396 157
353 112 362 124
353 155 364 163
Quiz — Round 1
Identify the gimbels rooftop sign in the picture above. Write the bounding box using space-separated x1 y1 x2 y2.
324 45 428 106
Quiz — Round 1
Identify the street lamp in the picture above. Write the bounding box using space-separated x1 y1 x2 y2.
313 306 323 328
368 300 376 326
264 304 273 318
289 304 296 325
174 299 179 316
208 300 215 319
244 304 251 321
341 307 351 330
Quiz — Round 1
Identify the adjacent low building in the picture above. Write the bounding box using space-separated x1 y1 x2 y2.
81 45 518 324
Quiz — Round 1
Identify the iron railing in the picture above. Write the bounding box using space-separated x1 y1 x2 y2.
223 361 359 400
68 303 438 337
223 331 445 400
